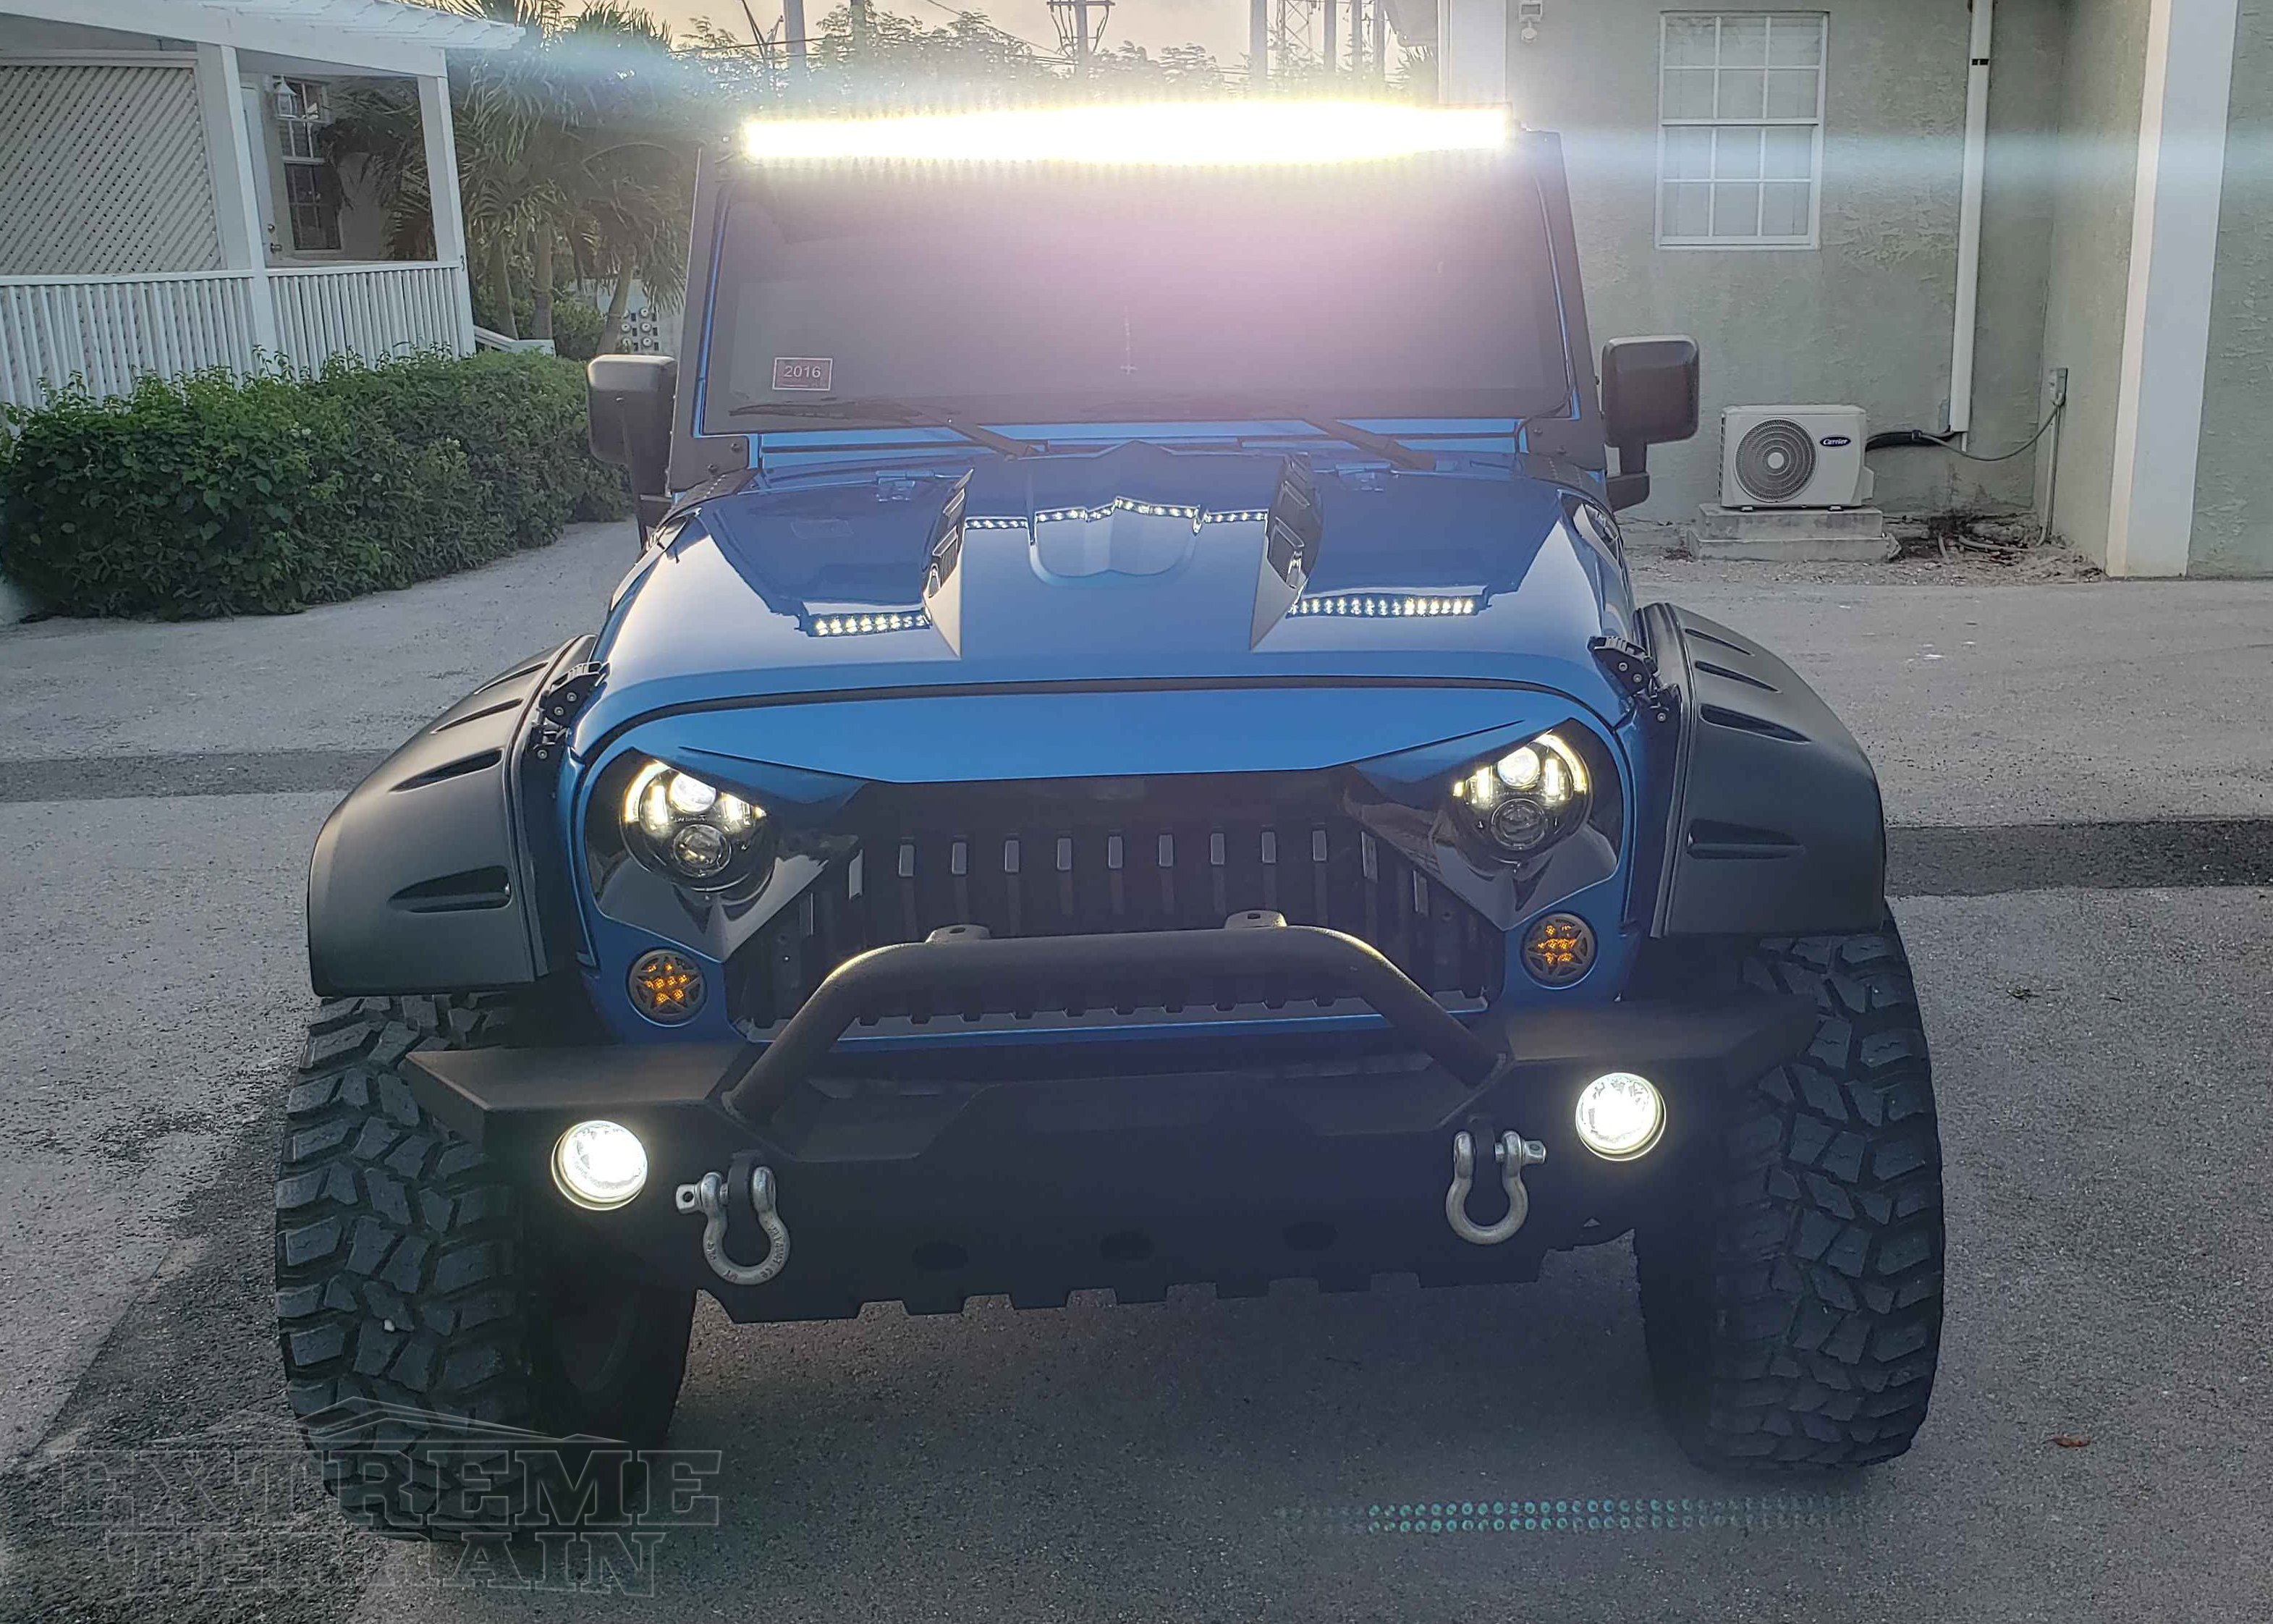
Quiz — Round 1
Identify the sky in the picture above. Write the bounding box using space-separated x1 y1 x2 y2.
640 0 1259 68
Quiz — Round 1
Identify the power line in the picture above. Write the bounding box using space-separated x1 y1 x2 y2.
905 0 1064 56
674 0 1066 60
671 5 1284 80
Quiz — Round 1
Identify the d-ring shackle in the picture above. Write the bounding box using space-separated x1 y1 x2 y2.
1445 1129 1547 1246
675 1166 790 1286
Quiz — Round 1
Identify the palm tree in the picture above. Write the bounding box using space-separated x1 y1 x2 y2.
536 4 695 348
327 0 693 344
324 2 1246 355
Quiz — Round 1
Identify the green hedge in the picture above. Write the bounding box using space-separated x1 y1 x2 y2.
0 351 627 619
546 299 606 363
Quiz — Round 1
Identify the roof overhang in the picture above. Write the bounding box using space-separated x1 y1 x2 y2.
0 0 520 75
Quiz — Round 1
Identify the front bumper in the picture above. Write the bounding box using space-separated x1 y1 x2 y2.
407 920 1811 1321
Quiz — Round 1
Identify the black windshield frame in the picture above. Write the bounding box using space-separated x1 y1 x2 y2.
695 144 1579 440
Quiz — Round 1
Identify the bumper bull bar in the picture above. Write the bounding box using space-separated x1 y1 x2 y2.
721 913 1507 1121
403 917 1816 1320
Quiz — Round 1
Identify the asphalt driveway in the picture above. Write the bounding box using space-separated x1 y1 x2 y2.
1 523 2269 1623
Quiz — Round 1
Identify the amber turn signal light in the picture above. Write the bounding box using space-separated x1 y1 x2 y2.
629 947 705 1024
1521 913 1596 986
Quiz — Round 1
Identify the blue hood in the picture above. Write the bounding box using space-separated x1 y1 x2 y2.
583 442 1636 748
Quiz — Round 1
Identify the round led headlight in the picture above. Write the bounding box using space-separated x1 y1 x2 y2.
1447 729 1592 863
619 760 769 891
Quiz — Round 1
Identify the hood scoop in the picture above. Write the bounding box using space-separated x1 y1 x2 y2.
1029 499 1203 580
923 444 1322 651
683 437 1608 688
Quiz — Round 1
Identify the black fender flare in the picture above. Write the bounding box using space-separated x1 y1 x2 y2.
307 638 592 997
1638 602 1885 936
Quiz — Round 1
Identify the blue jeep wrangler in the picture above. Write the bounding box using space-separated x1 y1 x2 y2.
277 102 1944 1535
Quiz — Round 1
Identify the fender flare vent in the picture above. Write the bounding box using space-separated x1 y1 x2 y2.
1694 659 1779 693
389 749 502 792
388 866 513 913
1698 704 1808 744
431 699 521 735
469 656 551 698
1685 821 1803 861
1684 624 1752 656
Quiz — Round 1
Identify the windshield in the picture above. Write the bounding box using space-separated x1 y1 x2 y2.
700 150 1573 436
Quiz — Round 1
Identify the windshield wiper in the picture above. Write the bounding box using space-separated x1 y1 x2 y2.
1297 418 1436 472
728 397 1038 458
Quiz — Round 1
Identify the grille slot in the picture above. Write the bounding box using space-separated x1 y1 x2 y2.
733 789 1504 1031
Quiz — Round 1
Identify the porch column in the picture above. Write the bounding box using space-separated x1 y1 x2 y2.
418 69 478 357
192 42 278 358
2104 0 2242 577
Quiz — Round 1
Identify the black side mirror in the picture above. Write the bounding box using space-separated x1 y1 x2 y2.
587 355 677 533
1599 336 1701 511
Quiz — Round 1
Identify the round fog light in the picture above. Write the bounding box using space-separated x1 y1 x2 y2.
1574 1072 1664 1161
552 1120 648 1210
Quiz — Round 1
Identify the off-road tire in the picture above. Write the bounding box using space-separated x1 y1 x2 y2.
1635 923 1944 1471
276 992 695 1538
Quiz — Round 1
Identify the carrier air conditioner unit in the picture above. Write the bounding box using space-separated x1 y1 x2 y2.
1719 405 1874 509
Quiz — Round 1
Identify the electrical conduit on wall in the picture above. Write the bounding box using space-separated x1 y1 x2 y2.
1948 0 1994 439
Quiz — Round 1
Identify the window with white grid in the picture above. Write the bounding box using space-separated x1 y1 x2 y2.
1658 13 1827 249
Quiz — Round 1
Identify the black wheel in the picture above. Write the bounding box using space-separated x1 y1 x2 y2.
1635 922 1945 1471
275 992 695 1539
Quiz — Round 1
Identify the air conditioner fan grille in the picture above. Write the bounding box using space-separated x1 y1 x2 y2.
1734 418 1819 503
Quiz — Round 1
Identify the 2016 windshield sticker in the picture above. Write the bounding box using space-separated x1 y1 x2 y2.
773 357 833 391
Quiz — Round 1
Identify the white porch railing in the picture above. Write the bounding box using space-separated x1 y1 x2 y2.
472 326 556 355
0 262 475 413
271 262 468 375
0 270 261 409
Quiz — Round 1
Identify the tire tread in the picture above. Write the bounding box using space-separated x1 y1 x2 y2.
274 993 536 1536
1638 924 1946 1471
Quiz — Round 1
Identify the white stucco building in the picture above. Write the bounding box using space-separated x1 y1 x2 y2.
0 0 518 411
1426 0 2271 577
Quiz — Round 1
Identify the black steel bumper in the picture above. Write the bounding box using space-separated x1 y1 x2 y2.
406 920 1813 1321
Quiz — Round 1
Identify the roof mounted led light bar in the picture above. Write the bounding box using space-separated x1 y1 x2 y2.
740 101 1512 167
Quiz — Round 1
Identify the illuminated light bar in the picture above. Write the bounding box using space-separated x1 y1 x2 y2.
966 504 1269 531
810 609 931 636
1034 497 1203 525
1287 593 1484 618
741 101 1512 168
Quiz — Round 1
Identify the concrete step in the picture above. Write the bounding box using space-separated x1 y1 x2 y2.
1695 504 1897 562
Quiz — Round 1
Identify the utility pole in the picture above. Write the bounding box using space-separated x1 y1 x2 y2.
1347 0 1364 72
848 0 869 53
1250 0 1269 83
1267 0 1321 77
781 0 806 64
1321 0 1334 74
1369 0 1385 77
1049 0 1111 78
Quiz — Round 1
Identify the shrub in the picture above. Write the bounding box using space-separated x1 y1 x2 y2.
0 351 627 619
309 350 624 546
546 298 606 363
467 287 604 363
